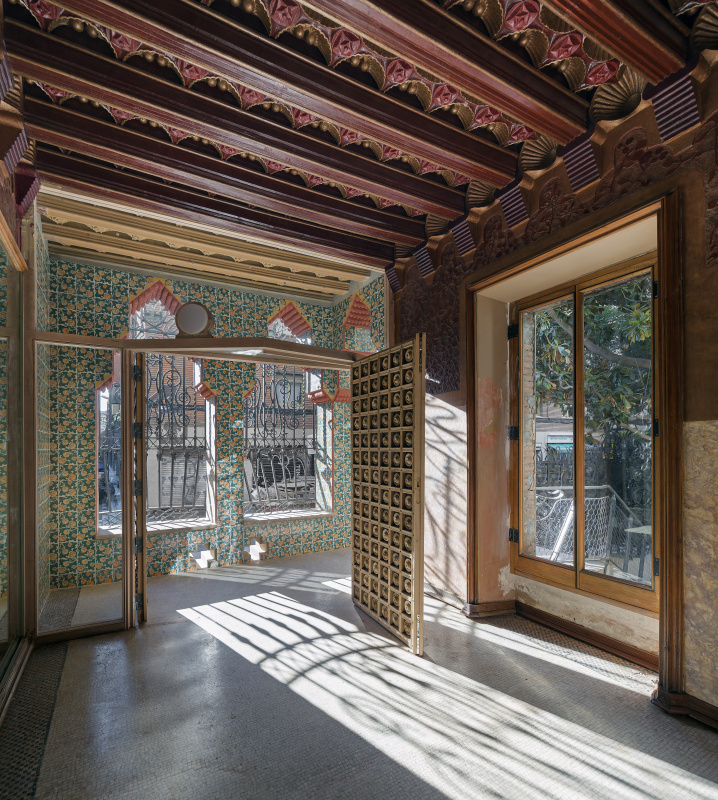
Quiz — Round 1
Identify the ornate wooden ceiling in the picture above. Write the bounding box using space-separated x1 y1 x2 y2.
1 0 697 286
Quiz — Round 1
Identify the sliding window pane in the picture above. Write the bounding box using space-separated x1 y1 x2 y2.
521 297 575 565
582 273 652 586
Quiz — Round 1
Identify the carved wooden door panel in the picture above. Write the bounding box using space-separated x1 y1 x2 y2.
350 334 425 655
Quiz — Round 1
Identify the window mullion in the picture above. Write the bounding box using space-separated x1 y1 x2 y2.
574 287 586 584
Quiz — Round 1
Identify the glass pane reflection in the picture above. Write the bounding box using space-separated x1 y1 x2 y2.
582 273 653 586
521 297 575 565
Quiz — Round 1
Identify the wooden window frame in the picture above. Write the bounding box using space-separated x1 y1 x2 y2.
510 254 659 613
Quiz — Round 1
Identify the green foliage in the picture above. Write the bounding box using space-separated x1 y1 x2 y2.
533 275 652 442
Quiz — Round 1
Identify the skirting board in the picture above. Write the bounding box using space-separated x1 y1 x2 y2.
516 601 659 671
652 688 718 731
462 600 516 618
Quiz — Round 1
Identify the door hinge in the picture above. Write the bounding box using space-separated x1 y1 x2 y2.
508 426 519 441
133 536 143 555
507 323 519 340
654 557 660 577
132 422 143 439
653 280 658 299
509 528 519 543
133 479 143 496
134 592 144 610
653 419 659 438
132 364 142 381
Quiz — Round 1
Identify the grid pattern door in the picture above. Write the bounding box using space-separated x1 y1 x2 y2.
351 335 425 655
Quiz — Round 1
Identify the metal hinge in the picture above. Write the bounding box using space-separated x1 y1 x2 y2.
133 479 143 496
509 528 519 543
507 323 519 340
133 536 143 555
132 365 142 381
653 281 658 299
654 419 659 438
508 426 519 441
654 557 660 577
132 422 143 439
134 593 144 610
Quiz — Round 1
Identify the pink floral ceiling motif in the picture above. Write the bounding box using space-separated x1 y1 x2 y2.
203 0 538 145
16 0 473 190
32 80 421 216
445 0 622 92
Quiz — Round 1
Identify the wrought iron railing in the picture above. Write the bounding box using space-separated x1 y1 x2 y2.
145 353 212 523
243 363 317 515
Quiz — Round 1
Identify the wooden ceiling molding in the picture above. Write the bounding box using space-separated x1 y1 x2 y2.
2 0 695 289
10 2 478 191
36 147 396 268
5 21 468 219
543 0 687 83
27 84 440 219
25 97 428 246
443 0 625 90
201 0 542 146
256 0 588 144
39 191 374 282
5 0 518 186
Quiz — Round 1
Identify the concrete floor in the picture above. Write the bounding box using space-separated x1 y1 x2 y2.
17 549 718 799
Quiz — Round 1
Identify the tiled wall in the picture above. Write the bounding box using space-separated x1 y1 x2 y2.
36 241 385 586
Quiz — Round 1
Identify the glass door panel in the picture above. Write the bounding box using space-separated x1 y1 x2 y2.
36 343 126 633
0 339 9 655
520 296 575 565
581 272 653 586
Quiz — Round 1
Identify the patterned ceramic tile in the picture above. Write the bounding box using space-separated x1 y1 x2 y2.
34 231 385 588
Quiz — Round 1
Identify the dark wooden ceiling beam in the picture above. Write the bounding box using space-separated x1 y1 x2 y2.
35 147 395 268
25 97 426 247
23 0 516 183
300 0 586 144
544 0 686 84
5 20 465 219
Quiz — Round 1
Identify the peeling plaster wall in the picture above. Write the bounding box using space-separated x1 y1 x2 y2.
511 573 659 655
683 420 718 705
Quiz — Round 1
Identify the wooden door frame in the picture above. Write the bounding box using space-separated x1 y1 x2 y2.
464 188 686 709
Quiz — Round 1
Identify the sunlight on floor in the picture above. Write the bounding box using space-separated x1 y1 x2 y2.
179 590 714 800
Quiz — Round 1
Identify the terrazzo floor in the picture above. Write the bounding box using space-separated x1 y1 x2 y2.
2 548 717 800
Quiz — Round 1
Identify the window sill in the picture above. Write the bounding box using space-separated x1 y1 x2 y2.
96 521 218 538
244 509 334 525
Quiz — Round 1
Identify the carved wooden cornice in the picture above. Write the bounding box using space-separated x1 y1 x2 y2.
6 0 516 185
28 82 448 220
39 191 374 281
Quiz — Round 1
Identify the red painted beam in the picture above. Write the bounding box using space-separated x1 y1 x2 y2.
27 0 517 184
5 20 465 219
545 0 686 84
301 0 587 144
25 98 428 246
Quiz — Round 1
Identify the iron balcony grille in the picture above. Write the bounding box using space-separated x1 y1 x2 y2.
243 362 318 516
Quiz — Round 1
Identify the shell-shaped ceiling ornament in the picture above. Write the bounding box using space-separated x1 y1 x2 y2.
590 69 647 121
394 243 413 259
425 214 449 238
465 180 496 211
518 135 558 172
691 3 718 51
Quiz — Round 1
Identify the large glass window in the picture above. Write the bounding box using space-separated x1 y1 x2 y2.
515 263 655 605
